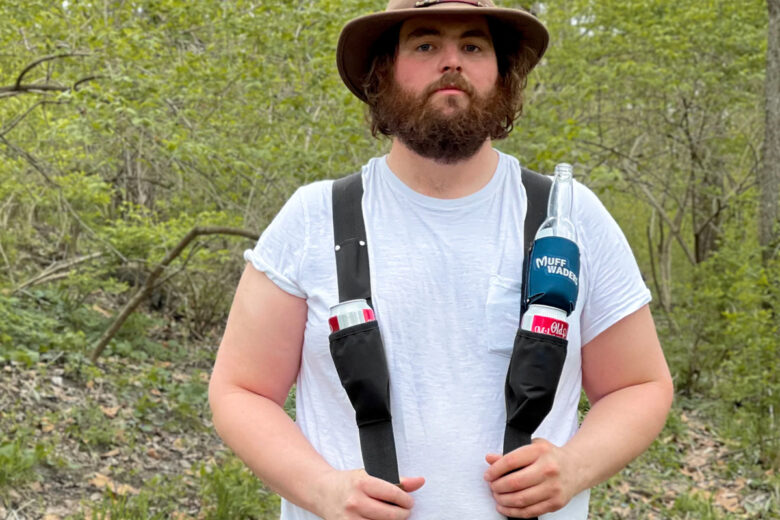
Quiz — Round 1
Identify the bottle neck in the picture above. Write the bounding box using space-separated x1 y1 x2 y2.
548 177 573 222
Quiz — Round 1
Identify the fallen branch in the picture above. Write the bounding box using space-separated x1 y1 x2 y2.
89 226 259 363
14 252 103 291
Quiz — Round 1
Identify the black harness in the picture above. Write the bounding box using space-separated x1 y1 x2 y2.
328 168 566 520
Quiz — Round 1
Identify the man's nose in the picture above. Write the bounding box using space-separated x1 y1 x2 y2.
438 43 463 73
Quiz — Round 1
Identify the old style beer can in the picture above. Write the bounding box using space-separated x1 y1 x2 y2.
521 304 569 339
328 299 376 333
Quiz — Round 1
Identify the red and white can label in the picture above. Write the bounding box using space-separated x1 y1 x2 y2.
521 304 569 339
528 315 568 339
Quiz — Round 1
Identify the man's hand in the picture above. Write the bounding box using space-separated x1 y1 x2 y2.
483 439 581 519
315 469 425 520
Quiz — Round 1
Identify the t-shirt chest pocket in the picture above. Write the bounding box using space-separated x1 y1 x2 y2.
485 274 523 357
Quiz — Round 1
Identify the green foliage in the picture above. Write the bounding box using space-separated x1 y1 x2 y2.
64 457 280 519
198 454 280 519
284 386 297 420
80 493 166 520
714 251 780 467
66 401 122 449
670 491 728 519
168 374 209 426
130 367 210 430
666 219 780 467
70 475 184 520
0 436 48 488
0 292 87 364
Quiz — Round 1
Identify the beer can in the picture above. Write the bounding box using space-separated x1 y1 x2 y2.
328 299 376 332
521 304 569 339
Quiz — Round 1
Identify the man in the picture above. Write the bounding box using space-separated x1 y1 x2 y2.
209 1 674 519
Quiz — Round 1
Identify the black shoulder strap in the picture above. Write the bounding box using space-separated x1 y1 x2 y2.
332 172 373 306
520 167 552 317
332 168 551 301
521 166 552 254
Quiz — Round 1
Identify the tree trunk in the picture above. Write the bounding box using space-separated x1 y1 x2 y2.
693 168 722 263
647 209 679 333
760 0 780 262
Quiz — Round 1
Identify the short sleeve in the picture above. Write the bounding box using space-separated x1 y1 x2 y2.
244 188 308 298
576 184 652 345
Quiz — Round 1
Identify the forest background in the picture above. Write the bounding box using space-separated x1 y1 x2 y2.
1 0 778 518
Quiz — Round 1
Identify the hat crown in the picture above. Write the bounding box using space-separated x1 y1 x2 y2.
338 0 547 103
385 0 497 10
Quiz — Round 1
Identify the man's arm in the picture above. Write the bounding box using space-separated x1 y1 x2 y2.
483 304 674 518
209 265 423 519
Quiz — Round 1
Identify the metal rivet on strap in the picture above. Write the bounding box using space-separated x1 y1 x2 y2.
335 245 341 251
359 240 366 246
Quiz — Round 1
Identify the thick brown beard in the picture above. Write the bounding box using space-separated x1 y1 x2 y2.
370 71 516 164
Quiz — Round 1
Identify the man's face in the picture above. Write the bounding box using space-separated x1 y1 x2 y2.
369 14 516 164
394 14 499 116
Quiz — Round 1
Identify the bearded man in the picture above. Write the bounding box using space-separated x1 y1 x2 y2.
209 1 673 519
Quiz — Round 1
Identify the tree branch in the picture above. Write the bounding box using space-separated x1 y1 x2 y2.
89 226 260 363
14 52 89 88
0 83 68 95
0 53 99 100
627 165 698 266
580 138 698 265
73 75 103 91
0 77 102 98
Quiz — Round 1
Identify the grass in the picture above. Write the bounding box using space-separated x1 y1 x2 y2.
198 455 281 519
0 436 48 488
62 454 280 520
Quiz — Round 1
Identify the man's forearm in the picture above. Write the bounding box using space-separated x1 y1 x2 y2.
210 387 334 515
563 380 673 494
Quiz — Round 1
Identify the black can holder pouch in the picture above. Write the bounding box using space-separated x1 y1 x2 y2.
503 330 567 453
329 321 400 485
503 330 567 520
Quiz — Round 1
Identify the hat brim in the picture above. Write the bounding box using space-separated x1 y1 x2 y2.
337 6 549 103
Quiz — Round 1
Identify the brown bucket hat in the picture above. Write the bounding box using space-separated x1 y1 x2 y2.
337 0 549 103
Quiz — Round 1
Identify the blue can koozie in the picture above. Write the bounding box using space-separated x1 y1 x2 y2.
526 236 580 315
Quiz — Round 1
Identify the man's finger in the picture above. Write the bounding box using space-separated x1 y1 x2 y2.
363 477 415 509
399 476 425 493
483 445 540 481
488 463 546 494
355 496 412 520
485 453 501 465
492 477 552 509
497 497 561 519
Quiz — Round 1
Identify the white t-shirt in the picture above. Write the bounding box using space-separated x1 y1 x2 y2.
245 150 651 520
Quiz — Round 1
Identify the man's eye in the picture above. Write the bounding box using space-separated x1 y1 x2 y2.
416 43 433 52
464 44 480 52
